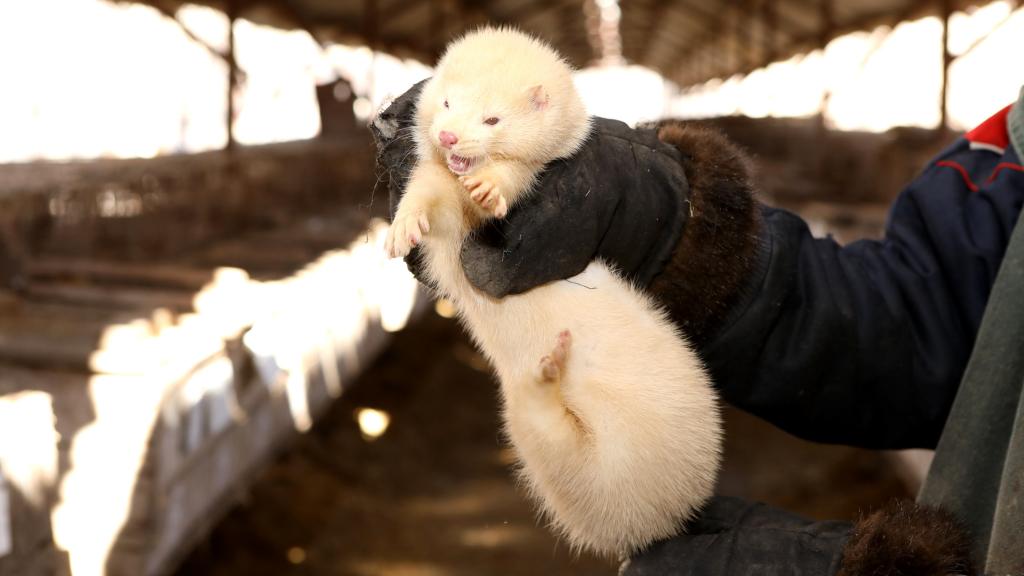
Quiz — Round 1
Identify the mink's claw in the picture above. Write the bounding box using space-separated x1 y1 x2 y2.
386 210 430 258
462 177 508 219
493 195 509 219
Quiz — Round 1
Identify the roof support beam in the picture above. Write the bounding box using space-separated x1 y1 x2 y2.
714 0 937 81
152 0 236 66
815 0 835 123
429 0 444 61
622 14 704 67
379 0 424 25
762 0 777 66
672 0 942 86
818 0 835 48
273 0 327 46
939 0 951 130
364 0 379 51
639 0 674 65
669 1 732 85
226 0 237 151
732 0 746 72
952 5 1016 59
498 0 558 24
649 0 810 69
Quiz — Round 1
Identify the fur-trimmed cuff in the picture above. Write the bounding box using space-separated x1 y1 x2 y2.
838 500 976 576
647 121 762 348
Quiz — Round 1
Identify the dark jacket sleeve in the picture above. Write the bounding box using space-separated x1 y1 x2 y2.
622 497 975 576
703 139 1024 449
622 497 850 576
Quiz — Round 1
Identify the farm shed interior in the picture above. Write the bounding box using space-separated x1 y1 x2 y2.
0 0 1020 575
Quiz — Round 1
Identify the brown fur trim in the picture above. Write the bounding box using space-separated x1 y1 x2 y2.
647 121 761 348
838 499 976 576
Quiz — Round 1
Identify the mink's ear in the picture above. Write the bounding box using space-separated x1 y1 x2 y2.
527 85 549 111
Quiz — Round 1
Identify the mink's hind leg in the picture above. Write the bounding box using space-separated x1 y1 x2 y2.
538 330 572 383
526 330 588 441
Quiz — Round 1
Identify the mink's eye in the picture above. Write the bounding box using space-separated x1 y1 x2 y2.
484 117 500 126
444 99 449 109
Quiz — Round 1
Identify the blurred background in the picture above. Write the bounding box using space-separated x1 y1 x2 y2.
0 0 1020 575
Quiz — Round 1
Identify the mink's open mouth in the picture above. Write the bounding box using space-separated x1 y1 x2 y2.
447 154 478 175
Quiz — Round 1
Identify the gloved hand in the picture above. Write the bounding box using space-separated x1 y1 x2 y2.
621 497 850 576
621 496 976 576
371 80 690 298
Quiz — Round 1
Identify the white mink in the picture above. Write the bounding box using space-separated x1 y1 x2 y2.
384 26 722 558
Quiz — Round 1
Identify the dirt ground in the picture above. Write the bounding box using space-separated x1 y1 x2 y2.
175 309 908 576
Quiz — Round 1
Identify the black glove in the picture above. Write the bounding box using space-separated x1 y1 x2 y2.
622 496 978 576
371 80 690 297
621 497 850 576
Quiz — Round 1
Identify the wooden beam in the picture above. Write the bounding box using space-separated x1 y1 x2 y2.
310 12 432 55
951 6 1016 60
460 0 471 34
152 0 251 147
668 1 734 86
226 0 237 151
677 43 728 86
939 0 951 130
659 0 802 82
762 0 777 66
719 0 937 80
648 0 810 64
275 0 375 57
27 259 221 291
152 0 242 72
622 12 705 58
429 0 444 61
639 0 675 66
670 0 932 86
818 0 835 47
364 0 379 51
459 0 505 28
554 1 580 53
380 0 424 25
732 0 743 72
498 0 557 24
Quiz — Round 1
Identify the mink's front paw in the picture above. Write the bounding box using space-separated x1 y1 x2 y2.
385 210 430 258
461 175 508 219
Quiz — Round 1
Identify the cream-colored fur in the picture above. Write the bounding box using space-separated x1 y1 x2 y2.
384 27 722 558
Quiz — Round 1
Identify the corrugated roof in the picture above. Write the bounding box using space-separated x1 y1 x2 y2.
135 0 990 86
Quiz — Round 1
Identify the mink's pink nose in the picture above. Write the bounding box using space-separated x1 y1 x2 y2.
439 131 459 148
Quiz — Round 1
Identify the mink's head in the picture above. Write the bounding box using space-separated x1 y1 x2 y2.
414 27 590 175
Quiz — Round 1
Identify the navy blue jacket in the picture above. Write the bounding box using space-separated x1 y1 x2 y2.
704 106 1024 449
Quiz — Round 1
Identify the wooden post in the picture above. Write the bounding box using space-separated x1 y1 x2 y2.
940 0 952 131
818 0 834 48
429 0 443 63
732 1 743 74
814 0 835 182
762 0 777 67
817 0 834 125
455 0 467 37
363 0 378 105
705 45 713 82
364 0 378 51
226 0 236 151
